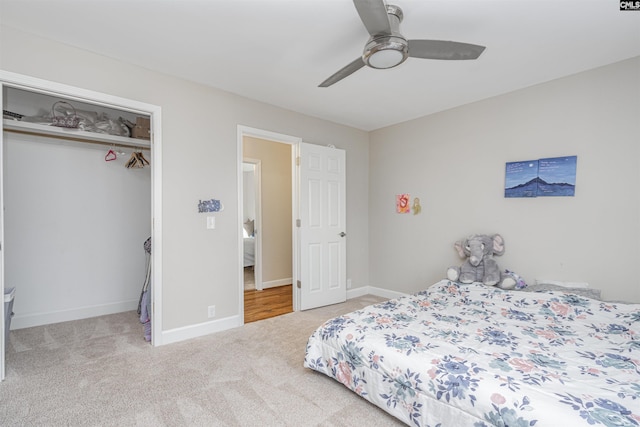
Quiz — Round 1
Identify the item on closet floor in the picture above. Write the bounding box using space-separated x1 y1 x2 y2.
139 288 151 342
125 151 150 168
138 237 152 342
4 287 15 347
51 101 80 128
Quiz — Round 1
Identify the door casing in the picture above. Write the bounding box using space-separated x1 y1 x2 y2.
237 126 301 320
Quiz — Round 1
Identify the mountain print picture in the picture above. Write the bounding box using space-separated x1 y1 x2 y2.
505 156 577 198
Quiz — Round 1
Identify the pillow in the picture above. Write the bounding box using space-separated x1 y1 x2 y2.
243 228 249 238
243 220 254 237
524 283 602 300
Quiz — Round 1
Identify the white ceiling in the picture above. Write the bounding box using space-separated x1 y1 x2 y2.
2 0 639 131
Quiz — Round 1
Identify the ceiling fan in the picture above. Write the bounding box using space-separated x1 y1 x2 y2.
319 0 486 87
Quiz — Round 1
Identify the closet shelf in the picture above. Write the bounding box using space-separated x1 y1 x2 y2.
3 119 151 149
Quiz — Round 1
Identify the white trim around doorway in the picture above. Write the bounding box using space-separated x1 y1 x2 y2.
236 125 301 323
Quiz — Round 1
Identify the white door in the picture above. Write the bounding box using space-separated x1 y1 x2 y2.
298 142 346 310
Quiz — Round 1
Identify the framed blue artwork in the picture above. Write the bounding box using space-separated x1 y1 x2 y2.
505 156 577 198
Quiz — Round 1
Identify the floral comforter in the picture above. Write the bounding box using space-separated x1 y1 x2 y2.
304 280 640 427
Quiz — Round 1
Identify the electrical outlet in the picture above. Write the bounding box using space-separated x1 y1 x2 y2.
208 305 216 318
347 278 352 289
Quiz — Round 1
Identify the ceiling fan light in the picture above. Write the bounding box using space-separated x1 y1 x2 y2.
363 37 408 69
368 49 404 69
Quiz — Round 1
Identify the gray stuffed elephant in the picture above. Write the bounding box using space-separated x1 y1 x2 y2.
446 234 516 289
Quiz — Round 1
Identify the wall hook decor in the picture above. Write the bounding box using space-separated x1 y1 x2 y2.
198 199 223 213
412 197 422 215
396 194 410 214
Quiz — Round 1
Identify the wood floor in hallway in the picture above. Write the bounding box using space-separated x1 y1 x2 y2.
244 284 293 323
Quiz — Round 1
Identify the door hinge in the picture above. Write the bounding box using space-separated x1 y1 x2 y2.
296 156 300 166
296 219 301 227
296 280 301 289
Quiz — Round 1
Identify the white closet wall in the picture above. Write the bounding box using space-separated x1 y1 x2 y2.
3 116 150 329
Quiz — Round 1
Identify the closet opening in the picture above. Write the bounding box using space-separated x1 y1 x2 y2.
1 76 161 379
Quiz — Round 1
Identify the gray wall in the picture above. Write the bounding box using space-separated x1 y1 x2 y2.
369 57 640 302
2 22 637 340
1 25 371 331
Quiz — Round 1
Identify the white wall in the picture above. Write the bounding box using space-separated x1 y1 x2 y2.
4 132 150 328
369 57 640 302
0 25 371 332
242 167 255 223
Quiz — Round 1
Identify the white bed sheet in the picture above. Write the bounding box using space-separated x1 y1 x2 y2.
243 236 255 267
304 280 640 426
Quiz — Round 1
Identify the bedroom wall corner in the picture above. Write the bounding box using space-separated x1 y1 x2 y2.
368 56 640 303
1 24 372 337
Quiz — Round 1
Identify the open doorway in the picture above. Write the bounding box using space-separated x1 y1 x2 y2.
242 160 261 292
241 133 295 323
237 126 348 322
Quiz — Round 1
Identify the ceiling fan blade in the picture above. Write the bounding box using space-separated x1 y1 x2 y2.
319 57 366 87
353 0 391 36
408 40 486 60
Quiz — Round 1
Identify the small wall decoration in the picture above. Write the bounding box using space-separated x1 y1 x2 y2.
505 156 577 198
198 199 223 213
412 197 422 215
396 194 410 213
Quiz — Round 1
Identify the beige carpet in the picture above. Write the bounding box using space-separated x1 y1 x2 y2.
0 295 405 426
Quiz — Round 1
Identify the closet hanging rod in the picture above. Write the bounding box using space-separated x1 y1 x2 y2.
3 119 151 150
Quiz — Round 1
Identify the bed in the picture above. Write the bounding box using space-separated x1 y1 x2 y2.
304 280 640 426
243 235 255 267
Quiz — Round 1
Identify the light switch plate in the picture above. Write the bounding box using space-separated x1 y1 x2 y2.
206 216 215 229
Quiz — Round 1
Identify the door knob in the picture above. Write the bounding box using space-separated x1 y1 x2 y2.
339 232 346 237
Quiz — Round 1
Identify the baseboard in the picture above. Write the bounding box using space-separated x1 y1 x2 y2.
261 278 293 289
347 285 407 300
160 285 405 345
11 299 139 330
160 315 242 345
8 285 404 344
